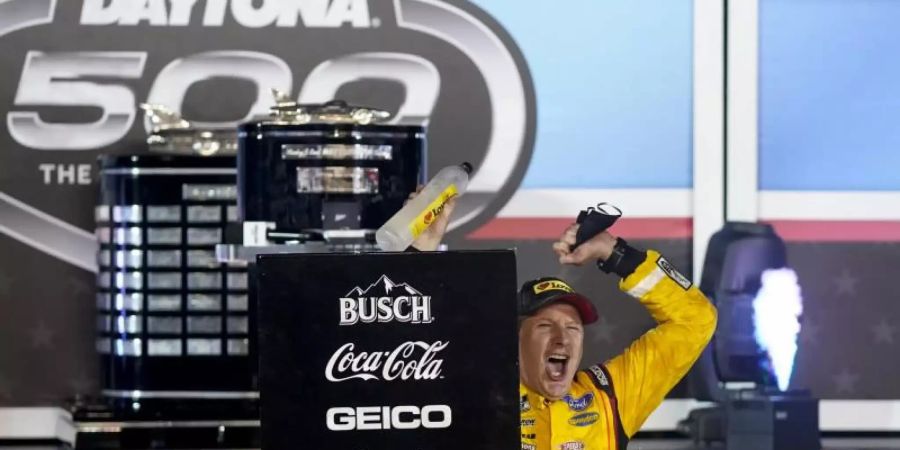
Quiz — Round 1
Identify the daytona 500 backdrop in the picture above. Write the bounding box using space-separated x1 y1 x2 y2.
0 0 899 405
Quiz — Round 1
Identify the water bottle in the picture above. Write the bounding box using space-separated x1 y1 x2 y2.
375 162 473 251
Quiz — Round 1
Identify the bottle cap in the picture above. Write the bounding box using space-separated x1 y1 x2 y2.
460 162 474 174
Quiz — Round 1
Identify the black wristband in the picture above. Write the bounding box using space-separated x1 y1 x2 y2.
596 238 646 278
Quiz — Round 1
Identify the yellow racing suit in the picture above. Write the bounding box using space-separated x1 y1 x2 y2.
520 250 718 450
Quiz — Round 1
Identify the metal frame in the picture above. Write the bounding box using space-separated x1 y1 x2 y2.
725 0 760 222
692 0 726 280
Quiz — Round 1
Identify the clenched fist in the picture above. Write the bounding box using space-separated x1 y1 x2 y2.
551 224 618 266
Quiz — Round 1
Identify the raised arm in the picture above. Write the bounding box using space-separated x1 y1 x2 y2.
604 249 716 436
553 226 717 437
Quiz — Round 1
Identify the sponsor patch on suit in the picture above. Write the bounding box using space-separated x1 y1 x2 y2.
657 256 692 290
588 365 609 386
520 394 531 412
563 392 593 411
568 412 600 427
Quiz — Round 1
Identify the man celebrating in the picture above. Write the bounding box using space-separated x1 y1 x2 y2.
517 226 717 450
410 197 716 450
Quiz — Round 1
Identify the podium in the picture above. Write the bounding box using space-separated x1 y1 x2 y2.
256 250 520 450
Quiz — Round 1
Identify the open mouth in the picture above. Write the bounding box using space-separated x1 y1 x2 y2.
546 353 569 382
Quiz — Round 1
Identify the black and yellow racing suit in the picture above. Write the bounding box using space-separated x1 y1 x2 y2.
520 250 718 450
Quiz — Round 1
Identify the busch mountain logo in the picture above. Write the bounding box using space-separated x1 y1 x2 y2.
339 275 434 325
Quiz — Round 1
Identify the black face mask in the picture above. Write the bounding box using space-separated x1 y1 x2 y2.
570 203 622 251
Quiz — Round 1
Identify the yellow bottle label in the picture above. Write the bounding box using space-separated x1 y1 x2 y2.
409 184 458 239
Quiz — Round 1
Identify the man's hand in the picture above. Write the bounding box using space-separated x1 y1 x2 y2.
552 224 618 265
409 185 457 251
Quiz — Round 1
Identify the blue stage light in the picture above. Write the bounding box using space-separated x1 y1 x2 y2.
682 222 820 450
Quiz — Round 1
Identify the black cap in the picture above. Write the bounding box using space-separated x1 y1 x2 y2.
460 162 473 174
518 277 599 324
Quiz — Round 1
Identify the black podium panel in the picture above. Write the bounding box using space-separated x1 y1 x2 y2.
256 250 519 450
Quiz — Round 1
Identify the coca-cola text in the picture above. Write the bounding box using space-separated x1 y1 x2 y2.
325 341 448 382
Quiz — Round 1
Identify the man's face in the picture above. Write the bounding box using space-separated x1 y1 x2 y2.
518 302 585 400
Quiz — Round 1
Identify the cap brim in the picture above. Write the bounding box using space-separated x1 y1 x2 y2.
550 293 599 325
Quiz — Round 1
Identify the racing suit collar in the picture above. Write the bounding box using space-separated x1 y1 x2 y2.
520 383 563 410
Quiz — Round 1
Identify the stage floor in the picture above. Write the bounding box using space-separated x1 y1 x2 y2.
2 439 900 449
628 437 900 449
